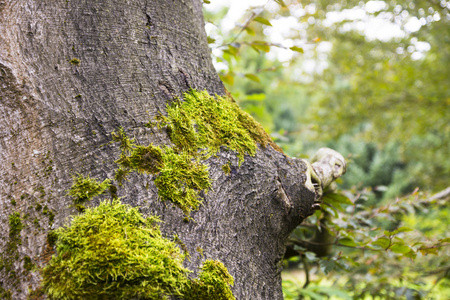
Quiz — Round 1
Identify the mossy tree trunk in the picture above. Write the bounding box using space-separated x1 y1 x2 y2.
0 0 316 299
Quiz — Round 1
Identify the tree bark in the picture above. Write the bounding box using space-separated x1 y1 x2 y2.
0 1 316 299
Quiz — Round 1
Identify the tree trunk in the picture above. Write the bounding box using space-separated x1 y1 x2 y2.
0 1 316 299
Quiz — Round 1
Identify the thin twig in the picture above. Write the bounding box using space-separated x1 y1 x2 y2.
301 255 310 289
215 0 272 49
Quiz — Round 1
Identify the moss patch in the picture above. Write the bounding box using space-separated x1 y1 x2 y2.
185 260 235 300
166 91 257 161
46 231 58 248
9 212 23 240
41 199 234 299
69 58 80 65
116 144 164 174
154 147 211 215
23 256 35 272
0 285 12 300
113 89 278 215
156 89 265 163
113 129 211 215
222 161 232 175
67 174 110 211
0 212 23 290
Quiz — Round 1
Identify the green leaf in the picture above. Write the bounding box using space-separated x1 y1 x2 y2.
390 243 410 254
203 0 211 3
372 237 390 249
438 237 450 243
244 27 255 36
298 289 324 300
219 73 234 85
339 237 357 247
386 227 414 236
304 251 318 262
244 93 266 101
251 42 270 53
404 250 417 259
223 45 239 57
418 247 439 256
324 193 353 205
207 36 215 44
274 0 287 7
253 17 272 26
289 46 304 53
244 74 260 82
320 259 337 274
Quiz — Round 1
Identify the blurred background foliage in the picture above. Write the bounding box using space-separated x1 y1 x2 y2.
203 0 449 299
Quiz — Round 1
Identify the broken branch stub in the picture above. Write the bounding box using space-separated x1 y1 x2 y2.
302 147 347 208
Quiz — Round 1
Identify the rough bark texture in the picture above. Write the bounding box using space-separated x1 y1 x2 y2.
0 1 316 299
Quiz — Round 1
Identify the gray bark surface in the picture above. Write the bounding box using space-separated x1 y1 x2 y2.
0 1 316 299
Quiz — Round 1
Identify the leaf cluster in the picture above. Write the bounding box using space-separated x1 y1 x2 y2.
287 188 450 298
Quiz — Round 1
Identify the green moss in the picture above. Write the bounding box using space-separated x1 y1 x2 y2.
43 205 55 226
114 167 131 186
196 246 204 258
69 58 80 65
160 89 259 163
154 147 211 215
23 256 35 271
112 90 275 215
113 133 211 216
42 199 191 299
173 234 190 259
36 185 46 198
0 285 12 300
28 287 45 300
0 212 23 286
111 127 135 152
116 144 164 174
47 231 58 247
41 200 235 299
236 108 283 153
184 260 235 300
109 184 118 199
43 90 262 298
9 212 23 239
67 174 111 205
222 161 232 175
48 210 55 226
